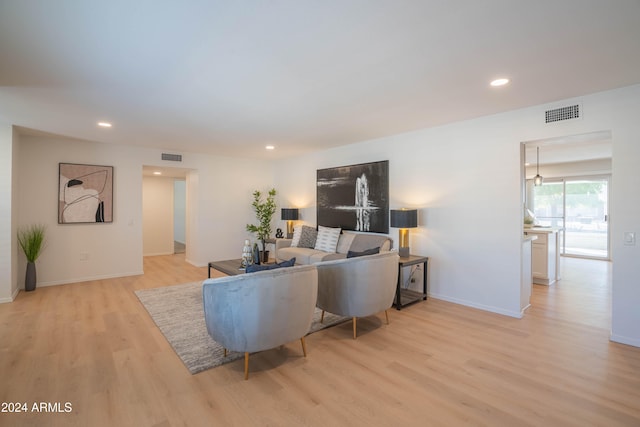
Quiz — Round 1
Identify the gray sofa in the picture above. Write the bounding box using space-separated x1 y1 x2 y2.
316 251 400 339
275 230 393 264
202 264 318 379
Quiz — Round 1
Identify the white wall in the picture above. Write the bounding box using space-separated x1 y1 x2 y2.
609 87 640 347
0 123 16 302
274 84 640 340
11 127 19 298
275 117 524 317
143 176 175 256
184 159 276 266
14 134 273 287
16 136 145 286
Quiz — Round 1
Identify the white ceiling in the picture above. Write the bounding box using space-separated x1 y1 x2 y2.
1 1 639 160
524 131 612 165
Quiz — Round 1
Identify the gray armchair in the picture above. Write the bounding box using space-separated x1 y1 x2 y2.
315 251 400 339
202 264 318 379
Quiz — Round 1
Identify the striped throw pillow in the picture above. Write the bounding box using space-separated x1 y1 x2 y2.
290 225 303 247
314 226 341 253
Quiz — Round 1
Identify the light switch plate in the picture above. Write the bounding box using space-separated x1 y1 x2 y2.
624 232 636 246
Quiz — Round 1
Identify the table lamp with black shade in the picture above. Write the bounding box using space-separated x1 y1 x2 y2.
390 209 418 258
281 208 299 239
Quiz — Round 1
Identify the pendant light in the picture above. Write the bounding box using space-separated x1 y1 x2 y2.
534 146 543 186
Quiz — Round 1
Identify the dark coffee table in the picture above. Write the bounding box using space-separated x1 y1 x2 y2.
208 259 246 277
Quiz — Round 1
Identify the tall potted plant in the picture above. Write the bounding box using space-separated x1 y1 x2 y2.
17 224 46 292
246 188 277 262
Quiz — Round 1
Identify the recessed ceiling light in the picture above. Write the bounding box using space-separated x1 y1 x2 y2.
265 145 275 150
490 78 510 87
153 171 162 175
97 121 112 128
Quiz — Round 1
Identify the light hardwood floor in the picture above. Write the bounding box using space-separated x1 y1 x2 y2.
1 256 639 426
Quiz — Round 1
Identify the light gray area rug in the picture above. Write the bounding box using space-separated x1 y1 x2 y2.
135 281 348 374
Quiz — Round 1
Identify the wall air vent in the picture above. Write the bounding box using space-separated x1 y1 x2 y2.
545 104 580 123
161 153 182 162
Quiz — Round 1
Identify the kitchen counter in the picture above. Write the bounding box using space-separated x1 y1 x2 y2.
524 226 563 233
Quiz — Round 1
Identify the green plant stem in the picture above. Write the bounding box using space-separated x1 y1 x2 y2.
246 188 276 250
17 224 46 263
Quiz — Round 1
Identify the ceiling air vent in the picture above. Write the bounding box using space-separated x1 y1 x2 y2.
161 153 182 162
545 104 580 123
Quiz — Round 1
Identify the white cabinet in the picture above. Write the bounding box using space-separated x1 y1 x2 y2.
524 229 560 285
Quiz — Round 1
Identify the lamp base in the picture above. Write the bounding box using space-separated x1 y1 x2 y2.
286 220 295 239
398 247 410 258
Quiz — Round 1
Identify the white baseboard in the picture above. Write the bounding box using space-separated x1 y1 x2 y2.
37 271 144 287
610 334 640 348
429 292 523 319
143 251 175 257
185 258 206 268
0 287 22 303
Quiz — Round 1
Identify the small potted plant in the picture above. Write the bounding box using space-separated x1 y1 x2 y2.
524 208 536 229
246 188 277 263
17 224 46 292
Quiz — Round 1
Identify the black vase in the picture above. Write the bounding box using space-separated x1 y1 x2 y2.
25 261 36 292
262 250 270 263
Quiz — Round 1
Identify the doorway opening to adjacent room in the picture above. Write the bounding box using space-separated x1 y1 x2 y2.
521 131 613 328
522 131 612 261
173 179 186 254
142 166 191 258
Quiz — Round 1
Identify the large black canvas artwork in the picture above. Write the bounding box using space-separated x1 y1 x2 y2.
317 160 389 234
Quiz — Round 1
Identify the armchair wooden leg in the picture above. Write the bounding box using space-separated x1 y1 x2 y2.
385 309 390 325
320 310 325 323
244 352 250 380
353 317 357 339
300 337 307 357
223 348 227 357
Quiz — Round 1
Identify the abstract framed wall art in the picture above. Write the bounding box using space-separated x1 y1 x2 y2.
58 163 114 224
317 160 389 234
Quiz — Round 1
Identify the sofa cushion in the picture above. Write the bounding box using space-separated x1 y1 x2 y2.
277 247 325 265
297 226 318 248
336 232 357 254
350 233 392 252
309 252 346 264
347 246 380 258
275 230 392 266
314 226 341 253
245 257 296 273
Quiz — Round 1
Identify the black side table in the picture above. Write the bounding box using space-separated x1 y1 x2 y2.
394 255 428 310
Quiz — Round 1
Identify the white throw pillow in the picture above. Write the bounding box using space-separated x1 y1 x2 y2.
290 225 303 247
314 226 341 253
